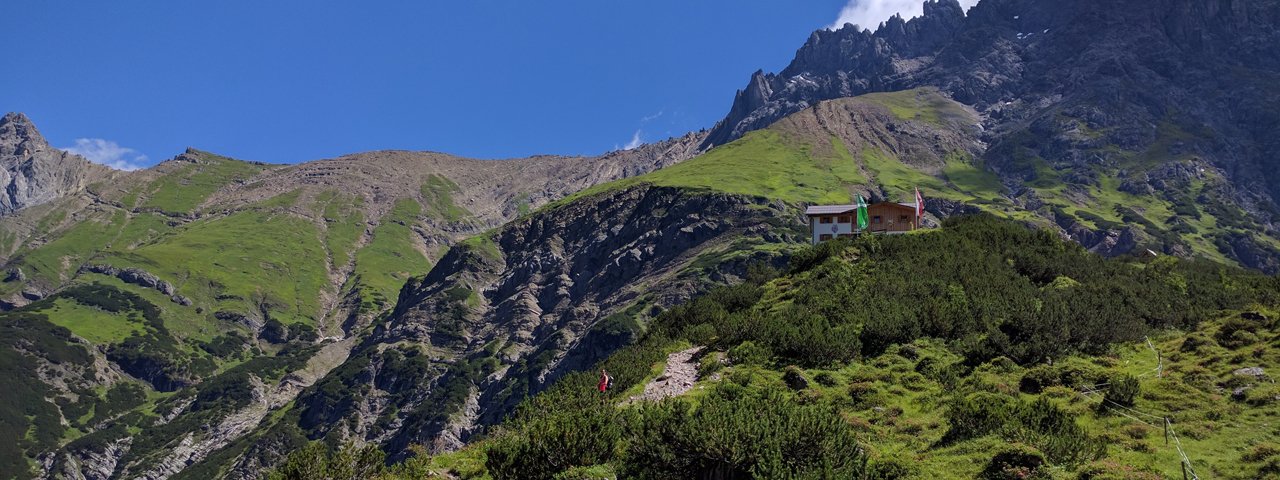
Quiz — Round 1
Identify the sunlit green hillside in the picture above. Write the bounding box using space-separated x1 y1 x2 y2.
553 88 1278 269
329 215 1280 480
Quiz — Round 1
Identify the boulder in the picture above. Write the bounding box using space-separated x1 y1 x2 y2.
1233 367 1266 379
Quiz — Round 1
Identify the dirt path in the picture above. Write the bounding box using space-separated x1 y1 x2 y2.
632 346 702 403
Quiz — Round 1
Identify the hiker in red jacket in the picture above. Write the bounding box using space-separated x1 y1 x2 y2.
598 369 612 393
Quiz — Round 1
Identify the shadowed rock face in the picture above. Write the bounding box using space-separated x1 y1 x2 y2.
0 112 711 478
705 0 1280 270
12 2 1280 477
219 185 800 475
710 0 1280 148
0 113 115 215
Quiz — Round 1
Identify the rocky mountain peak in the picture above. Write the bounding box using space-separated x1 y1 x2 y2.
703 0 972 148
0 113 113 216
701 0 1280 271
0 112 50 158
170 148 205 163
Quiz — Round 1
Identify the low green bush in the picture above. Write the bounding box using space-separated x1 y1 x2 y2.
728 341 771 366
1019 366 1058 394
620 383 865 479
1101 375 1140 409
1217 318 1261 348
813 371 839 387
696 352 725 378
266 442 386 480
979 444 1050 480
486 400 623 480
946 394 1103 466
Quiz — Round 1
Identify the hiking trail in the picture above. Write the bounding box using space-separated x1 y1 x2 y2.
633 346 702 402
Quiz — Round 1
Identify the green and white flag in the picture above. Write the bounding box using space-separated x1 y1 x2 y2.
856 194 869 231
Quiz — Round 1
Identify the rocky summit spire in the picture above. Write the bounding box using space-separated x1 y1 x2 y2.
1 112 113 216
0 112 50 157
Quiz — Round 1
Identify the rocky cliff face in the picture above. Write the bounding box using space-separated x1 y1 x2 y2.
218 185 801 475
0 114 709 480
712 0 1280 148
9 1 1280 478
706 0 1280 270
0 113 114 216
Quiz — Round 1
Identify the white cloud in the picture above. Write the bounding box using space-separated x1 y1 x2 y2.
640 110 664 123
827 0 979 31
622 130 644 151
61 138 148 171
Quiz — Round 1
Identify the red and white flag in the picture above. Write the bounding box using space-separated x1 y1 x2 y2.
915 187 924 219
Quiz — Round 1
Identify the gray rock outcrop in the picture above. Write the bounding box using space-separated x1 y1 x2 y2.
0 113 114 216
703 0 1280 271
79 264 191 306
226 184 800 473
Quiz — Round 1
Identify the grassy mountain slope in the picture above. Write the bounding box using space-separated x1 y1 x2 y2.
3 79 1275 478
559 88 1274 271
352 215 1280 480
233 87 1280 479
202 92 984 475
208 184 806 477
558 88 984 207
0 125 707 479
704 0 1280 272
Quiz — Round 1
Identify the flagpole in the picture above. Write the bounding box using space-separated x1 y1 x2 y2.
914 186 924 230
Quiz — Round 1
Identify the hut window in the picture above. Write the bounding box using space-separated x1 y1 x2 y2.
819 216 833 224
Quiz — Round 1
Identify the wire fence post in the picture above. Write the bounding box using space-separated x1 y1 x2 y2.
1164 417 1170 445
1182 461 1188 480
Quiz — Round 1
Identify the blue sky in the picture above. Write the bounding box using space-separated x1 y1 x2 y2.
2 1 944 168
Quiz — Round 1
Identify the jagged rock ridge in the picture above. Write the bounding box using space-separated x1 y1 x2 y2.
222 185 800 476
0 112 115 215
0 114 709 480
706 0 1280 270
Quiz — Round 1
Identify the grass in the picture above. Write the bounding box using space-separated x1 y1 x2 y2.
425 444 493 479
314 191 365 269
40 298 145 344
539 90 995 214
1132 117 1208 169
420 174 471 222
0 228 16 255
111 212 177 250
1059 167 1244 263
353 199 433 307
637 129 856 203
33 208 68 236
941 151 1005 201
556 129 870 207
139 151 269 215
1 153 486 477
75 272 216 343
514 193 532 216
98 210 331 328
458 233 502 262
861 148 949 200
424 220 1280 479
118 186 142 209
527 86 1266 273
16 210 128 285
447 311 1280 479
255 189 303 210
858 88 972 127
